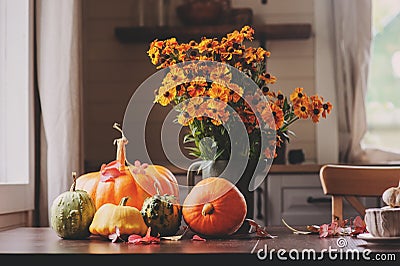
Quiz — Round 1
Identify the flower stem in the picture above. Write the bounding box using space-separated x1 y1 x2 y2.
280 116 299 132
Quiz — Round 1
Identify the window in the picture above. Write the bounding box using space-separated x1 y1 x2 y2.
362 0 400 153
0 0 34 218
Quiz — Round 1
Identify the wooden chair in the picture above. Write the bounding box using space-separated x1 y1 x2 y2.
319 164 400 223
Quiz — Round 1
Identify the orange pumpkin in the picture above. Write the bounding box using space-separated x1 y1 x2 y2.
75 123 180 210
182 177 247 237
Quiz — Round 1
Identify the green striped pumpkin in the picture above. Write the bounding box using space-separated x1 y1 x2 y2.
50 172 96 239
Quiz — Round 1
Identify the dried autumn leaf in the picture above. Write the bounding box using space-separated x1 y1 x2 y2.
352 216 365 228
312 215 368 238
100 161 123 182
128 227 160 245
351 216 367 236
319 221 342 238
245 219 277 238
246 218 260 231
192 234 206 241
108 226 124 243
319 224 329 238
339 218 349 228
306 225 320 234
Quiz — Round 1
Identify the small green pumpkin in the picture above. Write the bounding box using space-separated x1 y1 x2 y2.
141 193 182 237
50 172 96 239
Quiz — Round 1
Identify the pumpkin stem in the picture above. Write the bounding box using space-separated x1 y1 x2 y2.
70 172 77 192
119 196 130 206
201 203 214 216
154 181 161 195
113 123 128 167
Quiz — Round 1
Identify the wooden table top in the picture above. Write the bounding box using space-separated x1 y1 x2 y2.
0 226 398 265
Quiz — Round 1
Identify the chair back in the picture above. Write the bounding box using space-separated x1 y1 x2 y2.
319 164 400 223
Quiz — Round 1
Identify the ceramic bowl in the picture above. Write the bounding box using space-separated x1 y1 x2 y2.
364 207 400 237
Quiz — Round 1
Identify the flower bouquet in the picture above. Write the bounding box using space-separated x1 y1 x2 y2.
147 25 332 163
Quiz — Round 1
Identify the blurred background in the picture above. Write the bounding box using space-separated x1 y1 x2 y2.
82 0 320 171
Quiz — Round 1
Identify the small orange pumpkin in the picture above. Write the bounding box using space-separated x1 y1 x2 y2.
75 123 180 210
182 177 247 237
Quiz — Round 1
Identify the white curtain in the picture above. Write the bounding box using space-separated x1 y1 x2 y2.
332 0 372 163
333 0 400 164
36 0 83 226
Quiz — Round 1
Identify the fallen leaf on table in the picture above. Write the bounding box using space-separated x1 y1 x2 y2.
281 215 367 238
306 225 320 234
108 226 125 243
318 216 367 238
128 227 160 245
319 222 341 238
246 219 277 238
350 216 367 236
192 235 206 241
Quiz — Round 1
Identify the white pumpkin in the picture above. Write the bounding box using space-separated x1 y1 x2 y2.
382 182 400 208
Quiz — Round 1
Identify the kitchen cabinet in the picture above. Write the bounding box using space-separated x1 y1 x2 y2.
264 165 381 226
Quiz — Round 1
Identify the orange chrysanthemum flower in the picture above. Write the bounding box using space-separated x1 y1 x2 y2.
147 46 160 65
150 39 163 50
226 30 244 44
175 84 186 96
245 110 257 125
155 87 176 106
176 42 190 52
164 37 178 49
219 46 240 61
198 37 219 54
162 66 186 87
261 86 275 98
187 81 207 98
227 83 243 103
186 48 200 60
261 48 271 59
290 87 307 104
260 107 275 130
207 83 230 102
204 100 229 126
322 100 333 118
294 99 311 119
177 110 194 126
186 97 207 118
209 65 232 85
244 47 257 64
259 73 277 84
270 103 284 130
309 95 323 123
240 25 255 41
255 47 268 63
275 90 285 108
